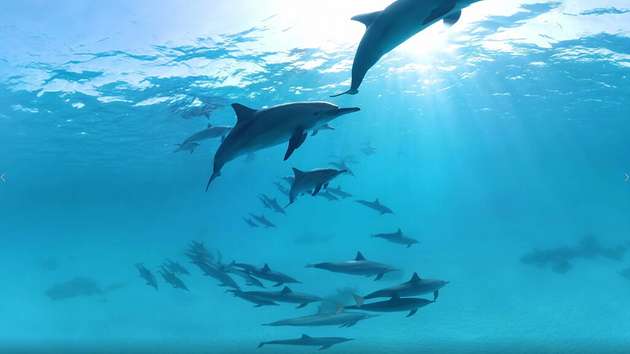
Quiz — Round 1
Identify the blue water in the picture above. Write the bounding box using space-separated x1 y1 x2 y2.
1 1 630 353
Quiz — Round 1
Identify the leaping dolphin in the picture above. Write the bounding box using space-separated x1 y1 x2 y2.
332 0 481 96
258 334 353 350
206 102 360 189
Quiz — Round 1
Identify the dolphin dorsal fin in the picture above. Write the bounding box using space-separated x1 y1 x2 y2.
281 286 292 294
397 228 402 235
410 272 421 282
351 11 382 28
374 198 380 205
301 334 311 339
207 123 213 128
355 252 366 261
292 168 305 178
232 103 257 124
262 264 271 273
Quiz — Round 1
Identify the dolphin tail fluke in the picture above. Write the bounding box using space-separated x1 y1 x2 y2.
330 88 358 98
407 308 418 317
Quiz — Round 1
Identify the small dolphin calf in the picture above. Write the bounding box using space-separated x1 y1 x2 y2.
372 228 418 248
264 310 376 328
364 272 449 301
333 0 481 96
135 263 158 290
327 185 353 199
246 286 321 309
307 252 397 280
180 123 232 146
317 189 340 202
235 263 300 287
173 141 200 154
250 214 276 228
258 334 352 350
227 289 278 307
206 102 360 189
288 168 348 205
356 198 394 215
346 293 434 317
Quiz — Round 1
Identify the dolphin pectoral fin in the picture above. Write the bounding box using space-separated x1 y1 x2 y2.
351 10 382 28
330 88 358 97
424 1 456 25
273 282 283 287
319 345 333 351
311 129 319 136
374 273 385 281
407 309 418 317
296 302 308 309
433 290 439 301
312 184 323 196
257 342 265 349
443 10 462 26
284 128 307 160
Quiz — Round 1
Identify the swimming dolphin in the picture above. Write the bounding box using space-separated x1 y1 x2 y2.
264 310 377 328
346 293 434 317
356 198 394 215
192 260 240 289
372 228 419 248
135 263 158 290
234 263 301 287
173 141 200 154
364 272 449 301
258 194 273 210
180 123 232 146
288 168 348 205
227 289 278 307
329 160 355 176
274 181 290 197
159 267 189 291
307 252 397 280
249 214 276 228
245 286 322 309
260 194 286 215
332 0 481 96
327 185 353 199
243 217 259 228
224 265 266 288
316 189 340 202
258 334 353 350
164 259 190 275
206 102 360 189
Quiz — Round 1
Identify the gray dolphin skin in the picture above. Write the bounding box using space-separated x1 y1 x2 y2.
317 189 340 201
259 194 286 215
234 263 301 287
135 263 158 290
364 272 449 301
329 160 355 176
346 293 434 317
274 181 290 196
224 265 266 288
288 168 348 205
164 259 189 275
243 217 259 228
327 185 353 198
332 0 481 96
250 214 276 228
227 289 278 307
356 198 394 215
264 310 377 328
159 267 189 291
245 286 321 308
192 259 240 289
258 334 353 350
173 141 200 154
206 102 360 189
372 228 419 248
307 252 397 280
180 123 232 145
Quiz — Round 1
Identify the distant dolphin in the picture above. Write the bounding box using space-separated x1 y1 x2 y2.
164 259 190 275
180 123 232 146
224 266 266 288
356 198 394 215
159 267 189 291
264 310 376 328
227 289 278 307
173 141 200 154
135 263 158 290
346 293 434 317
206 102 360 189
372 228 418 248
250 214 276 228
288 168 348 205
243 217 259 228
332 0 481 96
258 334 353 350
364 272 449 301
244 286 322 309
307 251 397 280
273 181 290 197
316 190 340 202
260 194 286 215
327 185 353 199
329 160 355 176
234 263 301 287
192 260 240 289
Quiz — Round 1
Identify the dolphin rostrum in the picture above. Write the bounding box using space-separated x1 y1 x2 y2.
372 228 418 248
288 168 348 205
307 252 397 280
346 293 434 317
356 198 394 215
364 272 449 301
135 263 158 290
258 334 353 350
249 214 276 228
333 0 481 96
206 102 360 189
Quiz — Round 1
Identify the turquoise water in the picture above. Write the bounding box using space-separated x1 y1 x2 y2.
1 1 630 353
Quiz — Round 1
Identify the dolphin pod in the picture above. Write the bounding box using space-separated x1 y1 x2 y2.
333 0 481 96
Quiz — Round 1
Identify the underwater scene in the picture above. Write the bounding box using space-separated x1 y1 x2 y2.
1 0 630 353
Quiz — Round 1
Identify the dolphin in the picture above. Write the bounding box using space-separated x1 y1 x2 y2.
356 198 394 215
346 293 434 317
258 194 273 210
164 259 190 275
227 289 278 307
180 123 232 145
224 265 266 288
327 185 353 199
159 267 189 291
274 181 290 197
250 214 276 228
135 263 158 290
329 160 355 176
332 0 481 96
307 252 397 280
364 272 449 301
245 286 322 309
361 143 376 156
258 334 353 350
234 263 301 287
264 310 377 328
173 141 200 154
243 217 259 228
288 168 348 205
372 228 419 248
206 102 360 189
316 190 339 202
192 260 240 289
260 194 286 215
